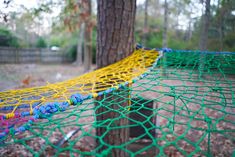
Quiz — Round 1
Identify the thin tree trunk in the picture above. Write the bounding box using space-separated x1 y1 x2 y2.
154 0 160 16
84 0 92 72
143 0 149 45
76 23 85 65
96 0 136 156
163 0 168 48
175 0 180 31
188 19 192 40
199 0 210 78
84 23 92 71
187 7 193 41
217 0 223 51
199 0 210 50
218 20 223 51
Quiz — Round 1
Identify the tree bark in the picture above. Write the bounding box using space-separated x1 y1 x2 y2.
96 0 136 156
217 0 223 51
143 0 149 45
163 0 168 48
199 0 210 50
95 89 130 157
84 24 92 72
199 0 210 78
84 0 92 72
218 20 223 51
76 23 85 65
187 7 193 41
154 0 160 16
97 0 136 69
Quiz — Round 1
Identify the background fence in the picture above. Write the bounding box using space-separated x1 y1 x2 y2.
0 47 74 64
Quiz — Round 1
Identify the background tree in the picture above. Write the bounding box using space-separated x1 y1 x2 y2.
163 0 168 47
0 27 19 47
1 0 234 57
199 0 211 50
213 0 235 51
143 0 149 45
83 0 93 71
63 0 94 71
36 37 47 48
96 0 136 156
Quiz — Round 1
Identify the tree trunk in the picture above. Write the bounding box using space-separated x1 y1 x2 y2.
76 23 85 65
199 0 210 78
96 0 136 156
187 19 192 40
163 0 168 48
96 0 136 69
187 7 193 41
84 23 92 72
83 0 92 72
143 0 149 45
154 0 160 16
218 20 223 51
217 0 223 51
199 0 210 50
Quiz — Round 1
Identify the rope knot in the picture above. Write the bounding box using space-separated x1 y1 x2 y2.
204 117 212 124
162 47 172 53
70 93 84 105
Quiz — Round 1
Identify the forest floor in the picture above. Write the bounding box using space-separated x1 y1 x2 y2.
0 64 96 91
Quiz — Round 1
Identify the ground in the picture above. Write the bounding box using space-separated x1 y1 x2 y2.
0 64 234 156
0 64 96 91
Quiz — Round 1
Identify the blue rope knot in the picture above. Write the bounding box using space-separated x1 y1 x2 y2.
39 106 46 113
136 43 143 50
33 114 39 119
21 111 30 117
105 88 113 94
18 126 26 132
60 102 69 111
45 103 58 113
162 48 172 53
70 93 84 105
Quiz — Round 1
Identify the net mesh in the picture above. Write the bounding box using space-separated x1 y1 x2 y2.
0 48 235 156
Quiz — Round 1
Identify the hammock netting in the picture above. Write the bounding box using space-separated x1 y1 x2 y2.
0 47 234 156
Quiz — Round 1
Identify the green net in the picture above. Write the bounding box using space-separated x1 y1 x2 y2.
0 49 235 156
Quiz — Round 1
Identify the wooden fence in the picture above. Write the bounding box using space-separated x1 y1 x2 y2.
0 47 74 64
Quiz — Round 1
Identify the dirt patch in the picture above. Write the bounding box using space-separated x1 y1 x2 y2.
0 64 96 91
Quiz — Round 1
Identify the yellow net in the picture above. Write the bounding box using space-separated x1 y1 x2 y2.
0 49 159 120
